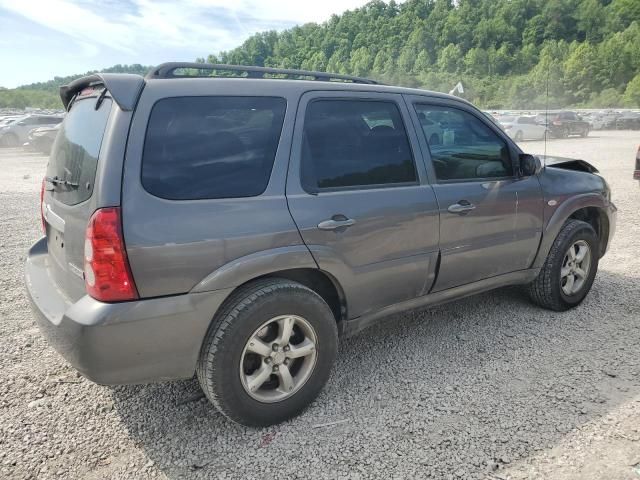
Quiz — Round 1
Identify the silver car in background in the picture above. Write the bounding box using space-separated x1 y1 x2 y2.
498 115 548 141
0 114 63 147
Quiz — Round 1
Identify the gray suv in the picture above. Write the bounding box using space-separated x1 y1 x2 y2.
25 63 616 427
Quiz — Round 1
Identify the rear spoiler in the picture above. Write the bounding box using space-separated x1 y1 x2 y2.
60 73 145 111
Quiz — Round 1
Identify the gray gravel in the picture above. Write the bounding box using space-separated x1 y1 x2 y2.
1 131 639 480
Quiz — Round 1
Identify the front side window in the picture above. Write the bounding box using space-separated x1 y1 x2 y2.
414 104 512 181
301 99 417 191
142 96 286 200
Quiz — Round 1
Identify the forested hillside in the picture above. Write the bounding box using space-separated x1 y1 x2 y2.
0 64 150 109
208 0 640 108
3 0 639 109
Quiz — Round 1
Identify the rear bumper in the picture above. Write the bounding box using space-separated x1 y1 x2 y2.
25 237 232 385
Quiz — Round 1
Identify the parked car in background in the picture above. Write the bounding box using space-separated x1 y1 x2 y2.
24 124 60 154
583 113 606 130
498 115 548 141
615 112 640 130
0 115 20 127
600 111 622 129
0 114 63 147
26 63 616 427
543 111 590 138
482 111 506 131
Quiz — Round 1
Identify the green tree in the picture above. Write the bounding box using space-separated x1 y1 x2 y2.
623 73 640 106
437 43 463 73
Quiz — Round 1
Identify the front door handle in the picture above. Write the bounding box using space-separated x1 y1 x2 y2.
318 216 356 230
448 200 476 214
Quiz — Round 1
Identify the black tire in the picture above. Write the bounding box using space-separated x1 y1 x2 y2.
1 133 19 147
561 127 570 138
527 219 599 311
581 126 589 137
196 278 338 427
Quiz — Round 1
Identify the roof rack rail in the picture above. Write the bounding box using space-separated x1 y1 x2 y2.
146 62 379 85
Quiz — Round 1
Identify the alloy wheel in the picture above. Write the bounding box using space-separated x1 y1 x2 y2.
240 315 318 403
560 240 591 296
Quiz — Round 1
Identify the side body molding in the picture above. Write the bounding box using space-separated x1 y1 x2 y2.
190 245 318 293
532 192 609 268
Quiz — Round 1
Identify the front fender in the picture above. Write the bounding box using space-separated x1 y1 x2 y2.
190 245 318 293
532 192 610 269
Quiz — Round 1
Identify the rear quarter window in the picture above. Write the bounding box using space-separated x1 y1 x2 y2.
47 97 112 206
141 96 287 200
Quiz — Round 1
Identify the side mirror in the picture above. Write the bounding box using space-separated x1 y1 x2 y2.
519 153 542 177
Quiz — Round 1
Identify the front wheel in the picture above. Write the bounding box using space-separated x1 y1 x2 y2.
527 219 599 311
196 278 338 427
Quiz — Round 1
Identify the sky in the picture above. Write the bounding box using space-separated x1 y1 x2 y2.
0 0 375 88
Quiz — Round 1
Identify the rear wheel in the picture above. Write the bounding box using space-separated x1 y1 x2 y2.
196 278 338 427
560 126 570 138
581 126 590 137
527 220 599 311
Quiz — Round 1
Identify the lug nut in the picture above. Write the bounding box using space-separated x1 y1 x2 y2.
283 345 290 352
264 358 272 364
272 365 279 372
272 343 279 351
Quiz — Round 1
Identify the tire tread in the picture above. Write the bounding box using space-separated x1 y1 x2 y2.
527 219 597 311
196 278 334 426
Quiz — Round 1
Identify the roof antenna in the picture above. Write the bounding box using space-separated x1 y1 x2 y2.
544 66 549 165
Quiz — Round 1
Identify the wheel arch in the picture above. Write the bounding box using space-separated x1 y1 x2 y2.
533 194 611 268
191 246 348 327
568 206 609 258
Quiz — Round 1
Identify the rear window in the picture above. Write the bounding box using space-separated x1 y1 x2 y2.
47 96 112 206
141 96 286 200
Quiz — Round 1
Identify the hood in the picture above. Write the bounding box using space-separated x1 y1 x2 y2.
537 155 599 174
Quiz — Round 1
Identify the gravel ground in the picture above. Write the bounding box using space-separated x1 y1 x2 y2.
1 130 639 480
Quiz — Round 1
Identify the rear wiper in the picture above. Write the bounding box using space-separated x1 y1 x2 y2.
45 176 79 188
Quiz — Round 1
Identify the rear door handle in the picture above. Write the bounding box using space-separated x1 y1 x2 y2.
317 217 356 230
448 201 476 214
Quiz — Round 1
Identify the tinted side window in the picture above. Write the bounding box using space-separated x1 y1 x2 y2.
142 96 286 200
414 104 512 181
301 99 416 191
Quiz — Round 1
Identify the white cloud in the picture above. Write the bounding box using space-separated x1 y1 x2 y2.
0 0 373 56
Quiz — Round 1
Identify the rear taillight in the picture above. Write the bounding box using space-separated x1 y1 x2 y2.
40 178 45 233
84 207 138 302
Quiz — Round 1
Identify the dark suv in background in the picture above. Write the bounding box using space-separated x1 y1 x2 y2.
536 111 590 138
26 63 616 427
